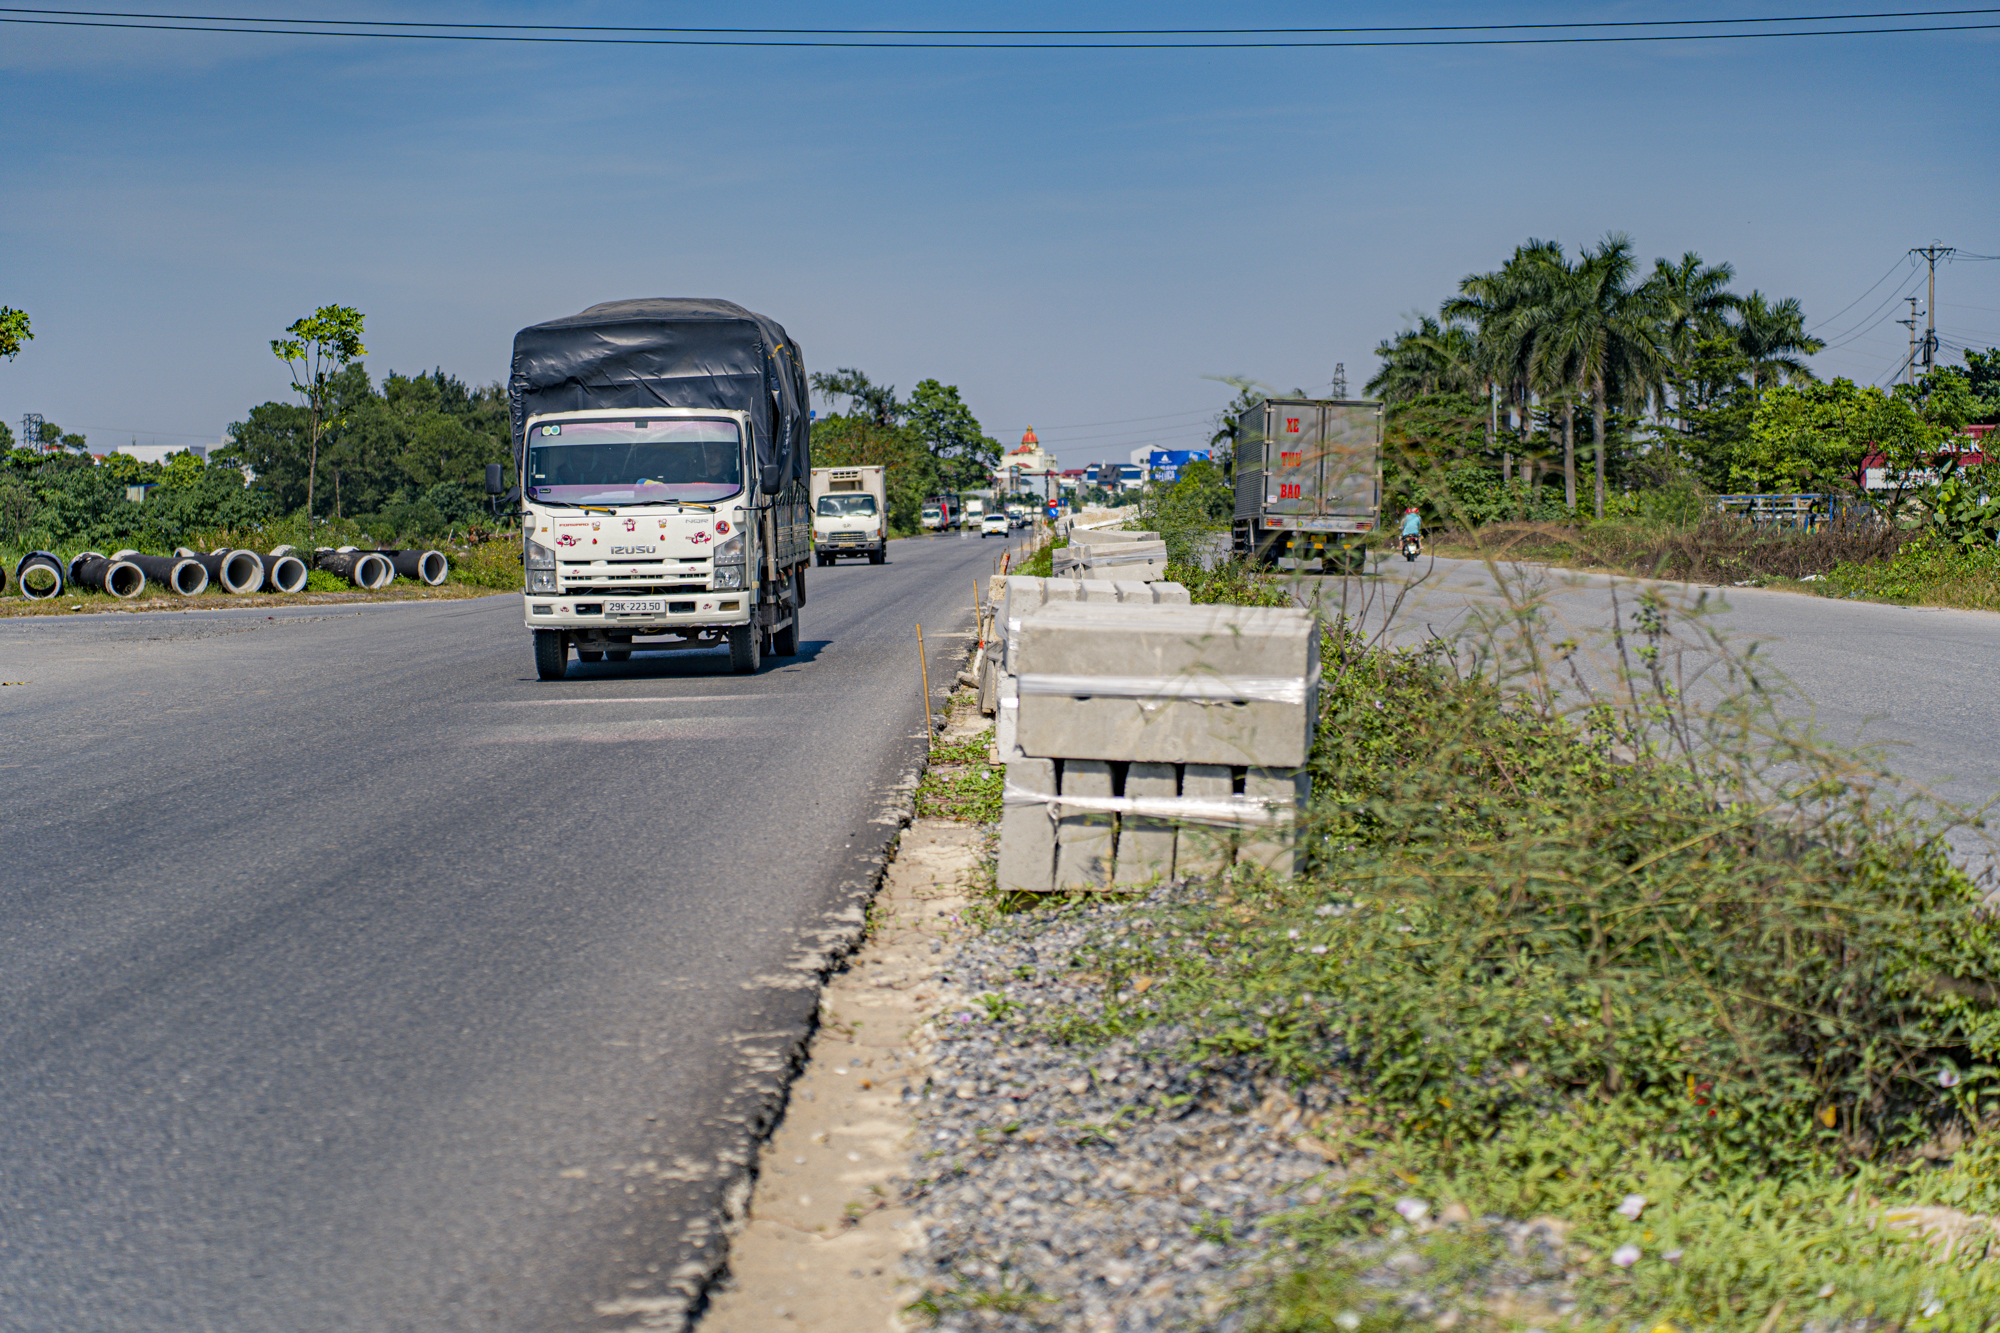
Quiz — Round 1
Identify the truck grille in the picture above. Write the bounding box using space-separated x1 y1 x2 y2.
827 532 866 546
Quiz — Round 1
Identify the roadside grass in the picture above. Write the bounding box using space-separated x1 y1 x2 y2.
916 723 1004 824
1022 573 2000 1331
1435 516 2000 613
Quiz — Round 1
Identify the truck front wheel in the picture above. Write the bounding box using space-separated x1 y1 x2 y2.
728 623 761 674
533 630 569 681
868 550 885 565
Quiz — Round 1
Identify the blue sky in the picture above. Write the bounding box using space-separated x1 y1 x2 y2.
2 3 1996 468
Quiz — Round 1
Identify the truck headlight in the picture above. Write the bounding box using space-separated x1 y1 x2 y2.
526 538 557 592
714 531 744 564
711 529 746 588
713 562 745 590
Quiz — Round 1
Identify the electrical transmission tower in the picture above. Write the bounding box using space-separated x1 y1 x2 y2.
20 413 45 452
1331 363 1347 398
1909 245 1955 375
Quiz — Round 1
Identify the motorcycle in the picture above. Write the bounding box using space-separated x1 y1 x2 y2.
1400 533 1422 562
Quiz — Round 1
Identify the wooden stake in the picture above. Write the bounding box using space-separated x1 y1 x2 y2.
916 622 933 745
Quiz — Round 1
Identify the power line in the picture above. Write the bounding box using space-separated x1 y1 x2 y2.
10 6 1999 35
4 8 1999 47
1806 255 1908 331
1817 272 1929 349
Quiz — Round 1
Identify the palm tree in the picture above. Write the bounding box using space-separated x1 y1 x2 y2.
1644 252 1739 431
1446 240 1565 483
1518 235 1668 517
1733 292 1824 399
1365 316 1480 403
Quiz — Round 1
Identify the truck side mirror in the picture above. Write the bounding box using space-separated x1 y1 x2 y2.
485 463 506 496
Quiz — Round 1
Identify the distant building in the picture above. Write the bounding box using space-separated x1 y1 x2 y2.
113 437 221 465
1004 427 1055 477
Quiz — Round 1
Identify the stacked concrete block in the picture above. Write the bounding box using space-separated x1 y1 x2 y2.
998 600 1318 890
1054 530 1171 582
988 575 1191 751
1013 603 1318 767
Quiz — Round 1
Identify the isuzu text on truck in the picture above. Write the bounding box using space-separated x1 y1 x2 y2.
810 465 888 565
510 298 812 681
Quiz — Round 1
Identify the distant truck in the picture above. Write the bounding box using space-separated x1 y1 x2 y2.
1231 397 1383 574
962 496 986 528
510 298 812 680
811 465 887 565
920 495 955 531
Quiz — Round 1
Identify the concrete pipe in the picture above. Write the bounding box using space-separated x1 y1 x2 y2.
191 549 265 594
315 548 395 590
261 550 309 593
72 554 147 599
387 549 450 586
15 551 65 600
127 553 210 596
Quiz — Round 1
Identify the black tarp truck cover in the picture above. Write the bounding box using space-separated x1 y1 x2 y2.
508 298 809 495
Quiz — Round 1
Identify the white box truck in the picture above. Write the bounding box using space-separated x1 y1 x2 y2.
811 465 887 565
1231 397 1383 574
509 299 812 681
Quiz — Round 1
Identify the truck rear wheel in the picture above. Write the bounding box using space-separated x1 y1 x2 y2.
533 630 568 681
868 550 885 565
728 623 761 674
773 609 799 657
577 648 603 663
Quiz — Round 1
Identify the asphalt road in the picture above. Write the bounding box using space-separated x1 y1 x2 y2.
1329 551 2000 877
0 525 1026 1333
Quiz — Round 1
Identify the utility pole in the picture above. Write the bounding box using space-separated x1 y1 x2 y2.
1909 245 1954 376
1898 298 1920 385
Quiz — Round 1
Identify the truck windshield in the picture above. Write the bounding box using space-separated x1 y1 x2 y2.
817 495 878 517
526 419 741 505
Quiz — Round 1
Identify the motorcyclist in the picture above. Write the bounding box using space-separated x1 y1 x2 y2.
1399 506 1423 550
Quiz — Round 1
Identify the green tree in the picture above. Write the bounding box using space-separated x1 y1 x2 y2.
1733 291 1824 399
905 379 999 492
810 414 936 535
1519 234 1667 517
1736 378 1938 493
0 420 14 450
810 368 904 426
0 306 30 360
1365 316 1481 404
271 305 367 526
1643 252 1740 432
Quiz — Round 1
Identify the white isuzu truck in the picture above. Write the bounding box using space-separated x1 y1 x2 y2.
810 465 887 565
509 299 812 681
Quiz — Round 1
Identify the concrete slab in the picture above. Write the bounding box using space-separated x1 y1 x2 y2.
1237 766 1311 879
1053 759 1115 891
1014 602 1319 766
1176 764 1236 876
1112 762 1177 887
997 757 1057 894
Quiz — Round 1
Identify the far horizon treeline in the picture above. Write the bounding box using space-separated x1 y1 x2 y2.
1366 233 2000 521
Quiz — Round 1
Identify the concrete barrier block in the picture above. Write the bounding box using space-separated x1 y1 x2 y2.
1112 762 1177 887
995 673 1020 755
1112 580 1191 604
997 757 1058 893
978 646 999 716
1070 529 1159 545
1176 764 1235 877
1015 602 1319 766
1236 766 1311 879
1053 759 1115 891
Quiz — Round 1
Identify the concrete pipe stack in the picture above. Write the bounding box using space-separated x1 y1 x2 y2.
315 547 396 590
1051 529 1171 583
69 552 148 599
261 547 310 593
987 584 1317 892
15 552 66 599
381 548 450 586
119 550 210 596
178 547 267 595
